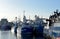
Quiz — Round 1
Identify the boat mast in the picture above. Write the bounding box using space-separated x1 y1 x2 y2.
15 17 17 27
23 10 27 23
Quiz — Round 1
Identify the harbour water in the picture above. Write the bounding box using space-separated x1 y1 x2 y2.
0 28 21 39
0 27 44 39
0 31 18 39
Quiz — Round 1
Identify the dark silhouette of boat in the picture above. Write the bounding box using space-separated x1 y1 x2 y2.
21 15 44 39
0 25 11 31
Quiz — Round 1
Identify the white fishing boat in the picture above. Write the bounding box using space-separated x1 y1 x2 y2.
49 10 60 39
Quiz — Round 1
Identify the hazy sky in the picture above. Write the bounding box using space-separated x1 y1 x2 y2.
0 0 60 21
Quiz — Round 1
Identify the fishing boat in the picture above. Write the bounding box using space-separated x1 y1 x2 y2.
0 25 11 31
21 15 33 39
49 10 60 39
21 15 45 39
0 19 11 31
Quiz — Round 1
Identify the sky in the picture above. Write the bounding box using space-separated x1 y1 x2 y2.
0 0 60 21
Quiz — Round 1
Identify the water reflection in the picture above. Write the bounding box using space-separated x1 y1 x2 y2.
0 30 44 39
0 31 9 39
0 31 17 39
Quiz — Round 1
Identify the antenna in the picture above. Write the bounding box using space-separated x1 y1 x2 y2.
15 17 17 26
29 15 30 20
15 17 17 21
23 10 25 16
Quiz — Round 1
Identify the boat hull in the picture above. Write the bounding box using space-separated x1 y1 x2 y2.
0 25 11 31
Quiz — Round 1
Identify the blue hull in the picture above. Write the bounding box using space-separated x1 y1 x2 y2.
21 25 44 39
0 25 11 31
21 26 33 39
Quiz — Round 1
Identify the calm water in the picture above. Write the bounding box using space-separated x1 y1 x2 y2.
0 30 21 39
0 27 44 39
